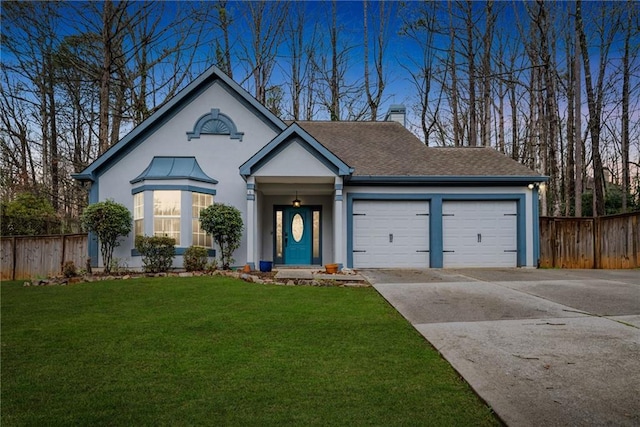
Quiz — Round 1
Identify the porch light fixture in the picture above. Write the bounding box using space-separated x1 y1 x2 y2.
528 182 547 191
292 192 301 208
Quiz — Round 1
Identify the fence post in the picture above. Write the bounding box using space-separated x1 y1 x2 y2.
594 216 601 269
551 218 557 268
61 234 67 275
11 236 17 281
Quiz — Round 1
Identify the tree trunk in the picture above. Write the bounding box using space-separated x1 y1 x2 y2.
481 0 494 147
466 1 477 147
565 33 575 216
449 1 460 147
330 0 339 121
574 4 583 217
621 14 630 212
576 0 618 216
98 0 114 154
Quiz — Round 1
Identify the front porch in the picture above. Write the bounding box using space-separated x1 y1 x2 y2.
238 123 354 271
245 176 344 269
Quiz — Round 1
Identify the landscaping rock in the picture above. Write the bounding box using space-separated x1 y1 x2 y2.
342 282 370 288
179 272 193 278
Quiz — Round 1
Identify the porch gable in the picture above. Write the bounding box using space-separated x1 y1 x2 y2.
239 124 353 179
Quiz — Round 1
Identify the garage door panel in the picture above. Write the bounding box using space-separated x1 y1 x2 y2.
443 201 517 268
353 200 429 268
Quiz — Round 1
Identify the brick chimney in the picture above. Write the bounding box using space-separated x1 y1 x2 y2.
384 104 406 127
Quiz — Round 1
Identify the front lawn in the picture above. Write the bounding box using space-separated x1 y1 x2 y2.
1 277 499 426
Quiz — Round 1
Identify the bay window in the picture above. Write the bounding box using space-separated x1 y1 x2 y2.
153 190 181 243
192 192 213 247
133 192 144 236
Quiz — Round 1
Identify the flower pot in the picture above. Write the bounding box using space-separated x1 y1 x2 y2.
259 261 273 272
325 263 339 274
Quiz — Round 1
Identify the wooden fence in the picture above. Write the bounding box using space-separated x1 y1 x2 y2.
1 234 88 281
539 212 640 269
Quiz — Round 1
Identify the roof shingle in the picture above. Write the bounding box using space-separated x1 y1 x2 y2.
293 121 542 178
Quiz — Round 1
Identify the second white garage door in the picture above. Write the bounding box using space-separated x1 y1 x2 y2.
443 201 518 268
353 200 430 268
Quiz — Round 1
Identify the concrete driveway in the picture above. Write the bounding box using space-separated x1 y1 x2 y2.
360 268 640 427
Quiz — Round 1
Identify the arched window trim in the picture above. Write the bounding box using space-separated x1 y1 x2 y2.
187 108 244 141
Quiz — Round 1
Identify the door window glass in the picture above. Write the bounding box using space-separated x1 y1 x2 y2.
276 210 283 258
292 213 304 242
312 210 320 258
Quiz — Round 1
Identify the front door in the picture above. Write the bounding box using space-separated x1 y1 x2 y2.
283 207 312 264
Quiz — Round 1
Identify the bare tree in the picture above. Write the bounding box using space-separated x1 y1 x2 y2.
563 14 576 216
282 1 317 120
480 0 495 147
448 1 462 146
215 1 234 78
363 0 393 120
462 1 478 147
311 0 365 121
619 2 638 212
574 2 584 217
2 1 63 207
399 1 447 145
237 1 285 105
0 68 37 196
576 0 620 216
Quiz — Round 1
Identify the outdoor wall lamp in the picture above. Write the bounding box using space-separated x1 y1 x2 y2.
292 191 301 208
528 182 547 191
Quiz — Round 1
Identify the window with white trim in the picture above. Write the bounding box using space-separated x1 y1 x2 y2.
153 190 181 243
192 192 213 247
133 192 144 236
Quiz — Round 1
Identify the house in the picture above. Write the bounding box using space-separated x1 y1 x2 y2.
73 66 547 270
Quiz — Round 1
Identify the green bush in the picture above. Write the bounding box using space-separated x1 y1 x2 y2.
183 246 209 272
135 235 176 273
199 203 243 270
1 192 61 236
62 261 77 278
81 200 132 273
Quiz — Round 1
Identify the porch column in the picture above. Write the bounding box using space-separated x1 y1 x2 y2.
246 177 256 269
333 177 344 268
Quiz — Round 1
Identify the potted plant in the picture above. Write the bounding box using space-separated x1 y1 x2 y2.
325 263 339 274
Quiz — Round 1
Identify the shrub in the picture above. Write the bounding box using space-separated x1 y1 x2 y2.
81 200 132 273
199 203 243 270
135 235 176 273
1 192 61 236
62 261 77 278
205 258 218 272
183 246 209 271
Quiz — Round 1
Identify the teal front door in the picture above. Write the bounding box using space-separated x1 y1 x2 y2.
284 207 312 264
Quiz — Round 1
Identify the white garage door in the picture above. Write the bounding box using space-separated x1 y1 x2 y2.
443 201 517 268
353 200 430 268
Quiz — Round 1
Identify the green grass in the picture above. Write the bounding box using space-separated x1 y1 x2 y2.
1 277 499 426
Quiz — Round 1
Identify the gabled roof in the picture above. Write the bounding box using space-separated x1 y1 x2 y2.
130 157 217 184
294 121 546 184
239 123 354 178
72 65 287 182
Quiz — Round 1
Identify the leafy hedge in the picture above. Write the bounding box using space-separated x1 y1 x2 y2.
183 246 209 271
135 236 176 273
